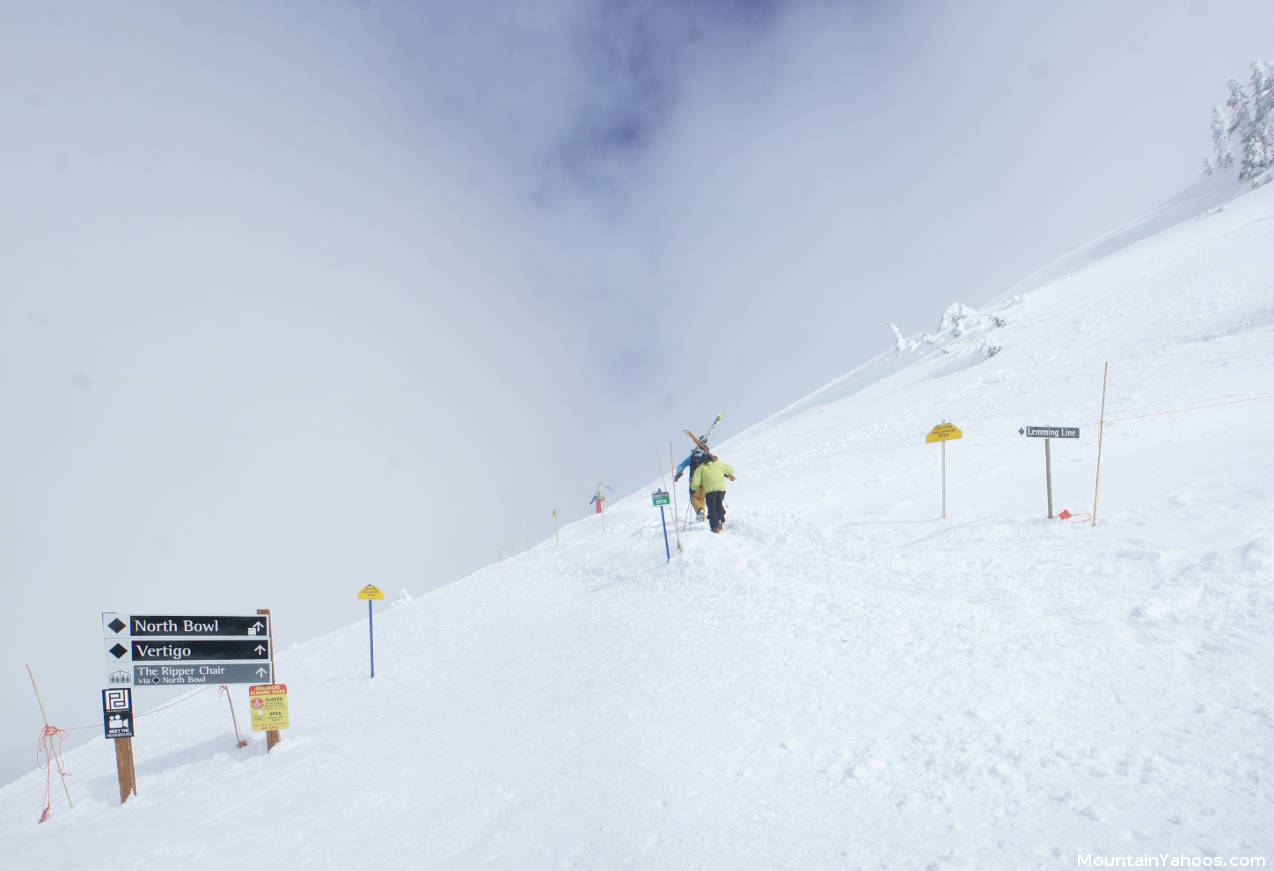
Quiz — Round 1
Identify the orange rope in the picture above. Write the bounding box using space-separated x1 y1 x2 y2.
32 684 227 819
35 725 69 823
44 685 219 734
1103 392 1274 424
136 685 215 718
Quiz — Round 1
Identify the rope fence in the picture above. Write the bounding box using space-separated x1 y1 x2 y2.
32 684 244 822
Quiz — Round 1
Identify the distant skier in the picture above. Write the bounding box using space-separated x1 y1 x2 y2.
690 456 736 533
589 483 609 515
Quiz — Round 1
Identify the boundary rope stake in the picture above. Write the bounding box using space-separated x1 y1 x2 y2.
26 664 73 818
1091 362 1109 527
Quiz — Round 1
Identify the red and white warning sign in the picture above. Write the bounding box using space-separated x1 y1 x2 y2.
248 683 289 731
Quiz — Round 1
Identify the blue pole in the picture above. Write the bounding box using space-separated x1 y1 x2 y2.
368 599 375 679
660 505 670 561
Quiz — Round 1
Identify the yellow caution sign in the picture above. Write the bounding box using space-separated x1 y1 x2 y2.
248 683 289 731
357 585 384 600
925 423 963 443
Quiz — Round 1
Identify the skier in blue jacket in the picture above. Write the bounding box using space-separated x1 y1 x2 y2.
674 448 711 521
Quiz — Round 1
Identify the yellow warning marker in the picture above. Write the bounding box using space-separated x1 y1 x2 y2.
925 422 963 518
925 422 963 443
357 586 384 677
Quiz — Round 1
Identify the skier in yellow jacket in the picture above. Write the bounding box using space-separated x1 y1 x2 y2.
690 457 736 533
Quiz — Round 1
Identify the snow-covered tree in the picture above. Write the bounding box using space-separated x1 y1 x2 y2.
1239 61 1274 182
1207 104 1235 173
1206 60 1274 185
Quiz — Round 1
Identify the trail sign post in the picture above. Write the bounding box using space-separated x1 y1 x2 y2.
97 610 276 799
651 489 671 561
1020 426 1080 518
102 687 138 804
358 585 384 678
101 613 272 686
925 422 963 519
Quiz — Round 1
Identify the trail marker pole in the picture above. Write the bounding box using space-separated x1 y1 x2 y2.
652 490 671 561
357 586 384 679
1092 362 1109 527
26 664 73 812
553 507 559 551
925 422 963 519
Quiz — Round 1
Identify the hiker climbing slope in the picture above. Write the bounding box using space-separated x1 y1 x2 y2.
690 456 736 533
674 414 722 522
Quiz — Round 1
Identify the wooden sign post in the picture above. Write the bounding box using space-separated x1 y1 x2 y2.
114 737 137 804
925 422 963 519
256 608 280 751
102 686 137 804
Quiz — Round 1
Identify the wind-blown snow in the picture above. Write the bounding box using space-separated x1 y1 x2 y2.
3 182 1272 869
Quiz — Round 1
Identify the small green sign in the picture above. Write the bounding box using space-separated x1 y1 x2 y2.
651 490 670 506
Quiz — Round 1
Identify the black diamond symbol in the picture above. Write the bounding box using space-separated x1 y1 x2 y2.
108 618 126 634
109 643 128 659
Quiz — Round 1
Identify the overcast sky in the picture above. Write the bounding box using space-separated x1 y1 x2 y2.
3 0 1271 784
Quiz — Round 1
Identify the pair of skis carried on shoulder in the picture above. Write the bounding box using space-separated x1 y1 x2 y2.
683 413 722 460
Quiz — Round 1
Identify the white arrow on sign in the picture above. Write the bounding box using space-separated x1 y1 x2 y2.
256 667 269 678
254 644 266 655
252 621 265 633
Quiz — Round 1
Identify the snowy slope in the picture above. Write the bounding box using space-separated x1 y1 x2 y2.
989 172 1253 303
2 182 1272 870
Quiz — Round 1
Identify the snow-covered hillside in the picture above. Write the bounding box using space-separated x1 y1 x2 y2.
3 181 1272 870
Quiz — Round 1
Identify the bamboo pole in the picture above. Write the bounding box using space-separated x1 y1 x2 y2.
654 447 670 493
222 686 248 748
668 444 683 551
26 664 73 809
1091 362 1110 527
553 506 559 551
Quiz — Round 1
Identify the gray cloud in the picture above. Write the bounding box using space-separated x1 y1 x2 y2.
4 0 1273 784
